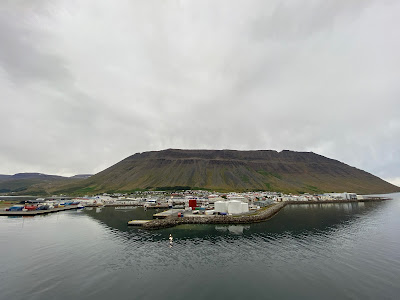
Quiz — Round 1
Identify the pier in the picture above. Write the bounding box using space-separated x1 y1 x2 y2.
0 205 81 216
127 196 392 229
130 202 287 229
127 220 151 226
153 209 184 219
285 197 391 205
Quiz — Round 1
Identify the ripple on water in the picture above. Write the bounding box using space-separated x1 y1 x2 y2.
1 196 400 300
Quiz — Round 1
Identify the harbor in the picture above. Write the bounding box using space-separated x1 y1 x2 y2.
1 192 391 226
140 202 287 229
127 220 151 226
153 208 185 219
0 205 81 216
2 191 399 300
127 196 391 229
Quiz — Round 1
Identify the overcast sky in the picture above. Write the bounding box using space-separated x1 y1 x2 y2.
0 0 399 185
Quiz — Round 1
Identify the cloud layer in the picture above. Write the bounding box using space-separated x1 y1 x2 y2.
0 0 399 184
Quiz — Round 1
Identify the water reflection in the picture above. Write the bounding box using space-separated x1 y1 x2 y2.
82 201 385 242
1 195 398 300
215 225 250 234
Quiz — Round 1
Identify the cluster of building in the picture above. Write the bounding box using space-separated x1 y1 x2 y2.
72 190 362 216
3 199 84 212
2 190 364 219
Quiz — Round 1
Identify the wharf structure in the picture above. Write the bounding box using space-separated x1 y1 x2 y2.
128 195 391 230
0 205 81 216
140 202 286 230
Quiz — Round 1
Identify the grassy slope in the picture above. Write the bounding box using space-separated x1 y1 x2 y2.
56 149 400 195
0 177 89 196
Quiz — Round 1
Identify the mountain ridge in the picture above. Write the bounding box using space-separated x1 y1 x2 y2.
60 149 399 195
0 173 90 195
2 149 398 195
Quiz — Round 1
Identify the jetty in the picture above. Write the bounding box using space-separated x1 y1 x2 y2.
0 205 81 216
127 220 151 226
127 202 286 229
126 196 392 230
285 197 391 205
153 209 184 219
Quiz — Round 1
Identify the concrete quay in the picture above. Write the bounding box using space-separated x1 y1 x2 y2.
153 209 184 219
128 220 151 226
132 197 391 230
141 202 287 230
0 205 81 216
285 197 391 205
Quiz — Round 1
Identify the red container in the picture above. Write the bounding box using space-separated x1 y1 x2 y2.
24 205 37 211
189 199 197 210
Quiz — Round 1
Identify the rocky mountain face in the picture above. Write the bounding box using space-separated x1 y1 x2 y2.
63 149 400 195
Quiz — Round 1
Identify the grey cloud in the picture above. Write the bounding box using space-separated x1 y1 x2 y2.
0 0 399 186
250 0 375 41
0 11 72 85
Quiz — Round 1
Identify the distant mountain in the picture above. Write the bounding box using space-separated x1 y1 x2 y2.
59 149 400 195
70 174 92 179
11 173 65 180
0 175 11 181
0 173 89 195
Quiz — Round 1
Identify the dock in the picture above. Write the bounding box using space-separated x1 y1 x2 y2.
127 220 151 226
141 202 288 230
0 205 81 216
153 209 184 219
144 204 170 209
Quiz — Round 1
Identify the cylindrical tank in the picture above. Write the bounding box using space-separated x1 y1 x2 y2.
240 202 249 213
214 201 228 213
227 200 242 214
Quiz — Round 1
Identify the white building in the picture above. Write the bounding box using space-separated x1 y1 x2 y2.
214 200 249 214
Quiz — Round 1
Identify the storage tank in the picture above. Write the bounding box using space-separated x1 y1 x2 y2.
227 200 242 214
227 196 248 203
240 202 249 213
214 201 227 213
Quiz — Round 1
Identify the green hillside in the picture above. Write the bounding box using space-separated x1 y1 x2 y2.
58 149 400 195
0 173 89 195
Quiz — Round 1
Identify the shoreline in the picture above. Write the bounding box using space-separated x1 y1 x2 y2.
0 205 81 216
140 197 391 230
142 202 287 230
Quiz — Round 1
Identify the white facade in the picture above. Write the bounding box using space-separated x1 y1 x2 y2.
227 195 249 203
240 202 249 213
214 201 228 213
213 200 250 214
227 200 242 214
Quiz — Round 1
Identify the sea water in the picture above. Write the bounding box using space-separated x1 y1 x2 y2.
1 194 399 300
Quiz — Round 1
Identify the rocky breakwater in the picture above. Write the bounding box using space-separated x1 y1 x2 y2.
142 202 287 230
286 196 391 205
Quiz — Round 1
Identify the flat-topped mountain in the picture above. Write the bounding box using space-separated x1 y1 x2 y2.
64 149 400 194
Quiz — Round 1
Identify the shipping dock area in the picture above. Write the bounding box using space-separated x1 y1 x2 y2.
153 209 185 219
0 205 81 216
127 220 151 226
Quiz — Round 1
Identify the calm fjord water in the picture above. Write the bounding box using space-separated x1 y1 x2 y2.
1 194 400 300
